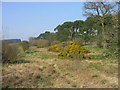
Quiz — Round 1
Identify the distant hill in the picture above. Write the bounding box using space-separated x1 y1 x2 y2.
3 39 21 44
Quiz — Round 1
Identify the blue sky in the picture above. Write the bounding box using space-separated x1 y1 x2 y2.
2 2 86 41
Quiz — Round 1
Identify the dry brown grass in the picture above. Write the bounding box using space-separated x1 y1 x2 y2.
2 46 118 88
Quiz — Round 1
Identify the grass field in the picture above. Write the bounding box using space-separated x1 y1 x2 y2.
2 45 118 88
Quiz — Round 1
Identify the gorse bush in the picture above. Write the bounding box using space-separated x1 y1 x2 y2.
2 43 19 63
46 43 63 52
58 41 89 59
47 41 89 59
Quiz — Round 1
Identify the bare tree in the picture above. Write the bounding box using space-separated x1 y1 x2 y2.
83 2 116 55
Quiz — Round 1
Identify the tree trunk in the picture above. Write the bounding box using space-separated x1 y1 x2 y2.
101 17 108 55
69 27 74 41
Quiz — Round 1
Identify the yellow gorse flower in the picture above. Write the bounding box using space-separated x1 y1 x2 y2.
47 41 89 59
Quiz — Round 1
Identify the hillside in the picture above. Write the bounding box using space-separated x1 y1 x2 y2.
2 39 21 44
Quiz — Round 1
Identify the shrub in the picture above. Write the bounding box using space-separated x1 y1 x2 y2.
0 40 2 61
73 38 84 46
38 39 50 47
50 40 60 46
20 41 30 51
29 38 50 47
37 45 44 48
29 38 38 46
2 42 19 63
46 43 63 52
47 41 89 59
58 41 89 59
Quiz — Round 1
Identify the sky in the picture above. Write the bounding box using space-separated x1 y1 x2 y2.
0 2 2 40
2 2 86 41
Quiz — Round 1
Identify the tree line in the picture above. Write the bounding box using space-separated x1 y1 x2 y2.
29 2 119 56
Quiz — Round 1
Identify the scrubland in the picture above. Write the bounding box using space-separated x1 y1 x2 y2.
2 42 118 88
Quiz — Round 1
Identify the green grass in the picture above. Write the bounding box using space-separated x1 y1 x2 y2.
85 44 118 61
24 48 57 60
33 74 45 87
95 47 103 51
89 63 102 71
36 75 43 80
92 74 99 78
2 59 31 67
34 74 53 88
84 45 102 51
89 55 107 60
38 52 57 60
